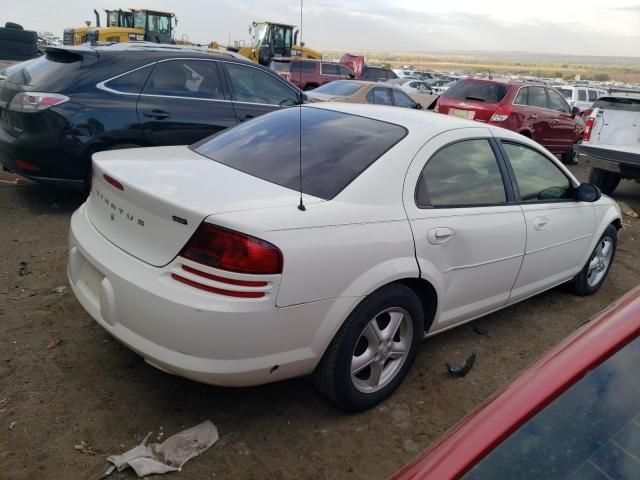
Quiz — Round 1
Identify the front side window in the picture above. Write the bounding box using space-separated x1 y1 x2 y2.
143 60 224 100
225 63 298 105
147 14 171 35
503 142 573 201
578 89 587 101
416 139 506 207
321 63 340 75
392 90 416 108
558 88 573 100
192 107 407 200
367 87 393 105
547 89 570 113
588 90 598 102
527 87 548 109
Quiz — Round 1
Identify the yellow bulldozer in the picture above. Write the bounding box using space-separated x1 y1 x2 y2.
218 21 322 66
63 9 180 46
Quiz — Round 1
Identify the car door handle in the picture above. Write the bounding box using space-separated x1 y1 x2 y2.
533 217 548 230
427 227 453 245
143 109 170 119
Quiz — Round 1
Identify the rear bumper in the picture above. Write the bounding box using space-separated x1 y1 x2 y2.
68 204 349 386
576 145 640 177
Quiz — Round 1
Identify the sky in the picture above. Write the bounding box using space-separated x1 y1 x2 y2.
1 0 639 57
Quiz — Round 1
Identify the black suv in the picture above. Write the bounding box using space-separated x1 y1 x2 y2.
0 44 301 189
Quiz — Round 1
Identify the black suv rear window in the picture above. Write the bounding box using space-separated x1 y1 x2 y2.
445 80 509 103
192 107 407 200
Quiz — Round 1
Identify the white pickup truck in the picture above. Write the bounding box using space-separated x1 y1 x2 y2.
576 92 640 195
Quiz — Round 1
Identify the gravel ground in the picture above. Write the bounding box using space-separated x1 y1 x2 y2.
0 167 639 480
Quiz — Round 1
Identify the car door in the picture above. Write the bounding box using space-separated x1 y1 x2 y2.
403 128 526 331
525 86 553 146
221 61 300 123
137 59 237 146
546 88 576 151
498 140 595 302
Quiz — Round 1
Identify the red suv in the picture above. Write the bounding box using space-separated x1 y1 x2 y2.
270 58 354 90
436 79 585 162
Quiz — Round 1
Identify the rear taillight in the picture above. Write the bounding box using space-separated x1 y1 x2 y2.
8 92 69 113
583 117 596 141
179 223 283 275
490 105 512 122
15 159 40 172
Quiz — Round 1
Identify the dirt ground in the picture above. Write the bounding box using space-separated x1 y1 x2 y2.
1 167 639 480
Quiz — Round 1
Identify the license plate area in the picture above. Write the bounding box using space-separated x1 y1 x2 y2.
449 108 475 120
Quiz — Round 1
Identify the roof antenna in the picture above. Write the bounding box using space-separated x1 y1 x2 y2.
297 0 306 211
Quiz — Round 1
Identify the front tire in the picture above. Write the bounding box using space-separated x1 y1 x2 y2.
589 168 621 195
314 284 424 411
567 225 617 296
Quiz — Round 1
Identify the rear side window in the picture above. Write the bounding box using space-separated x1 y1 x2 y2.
514 87 528 105
338 65 353 77
367 87 392 105
527 87 548 109
143 60 225 100
105 65 153 94
192 107 407 200
444 80 509 103
321 63 340 75
312 81 361 96
559 88 573 100
225 63 298 105
290 61 316 73
578 89 587 101
593 96 640 112
503 142 573 201
588 90 598 102
416 140 506 207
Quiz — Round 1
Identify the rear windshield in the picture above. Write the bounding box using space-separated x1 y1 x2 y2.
3 54 81 86
191 107 407 200
462 336 640 480
312 81 362 96
270 61 290 73
444 80 509 103
593 96 640 112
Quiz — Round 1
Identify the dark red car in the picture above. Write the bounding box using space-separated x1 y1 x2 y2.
392 286 640 480
269 58 354 90
436 79 585 163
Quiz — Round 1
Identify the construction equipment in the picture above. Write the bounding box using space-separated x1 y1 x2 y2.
63 9 178 46
220 21 321 66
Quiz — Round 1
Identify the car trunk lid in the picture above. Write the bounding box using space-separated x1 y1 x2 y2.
87 145 320 267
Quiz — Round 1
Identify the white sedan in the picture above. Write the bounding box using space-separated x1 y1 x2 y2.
68 103 621 411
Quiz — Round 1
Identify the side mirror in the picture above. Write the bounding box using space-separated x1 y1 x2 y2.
571 106 580 118
576 183 601 202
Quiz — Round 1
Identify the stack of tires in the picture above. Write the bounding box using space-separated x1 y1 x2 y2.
0 22 41 61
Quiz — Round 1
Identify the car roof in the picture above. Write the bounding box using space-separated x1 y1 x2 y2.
392 285 640 480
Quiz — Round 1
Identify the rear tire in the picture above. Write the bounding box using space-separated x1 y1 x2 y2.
589 168 620 195
566 225 617 296
313 284 424 411
561 140 580 164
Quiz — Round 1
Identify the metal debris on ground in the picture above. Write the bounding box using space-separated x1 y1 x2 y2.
104 420 218 477
51 286 67 295
618 201 639 218
9 421 17 431
47 339 61 351
446 352 477 378
473 325 489 336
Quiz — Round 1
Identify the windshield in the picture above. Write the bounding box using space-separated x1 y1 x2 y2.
312 81 362 96
254 23 268 45
593 96 640 112
462 336 640 480
191 107 407 200
107 11 118 27
444 80 509 103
